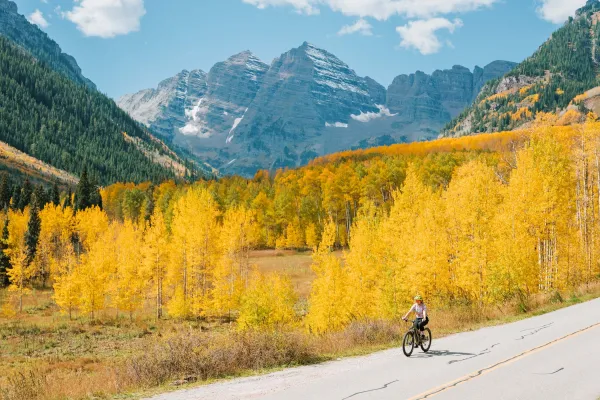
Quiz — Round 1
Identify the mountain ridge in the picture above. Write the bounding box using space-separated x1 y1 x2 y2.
118 43 515 176
0 0 96 90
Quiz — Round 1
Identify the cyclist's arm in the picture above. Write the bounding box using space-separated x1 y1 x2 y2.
423 306 428 319
402 304 415 320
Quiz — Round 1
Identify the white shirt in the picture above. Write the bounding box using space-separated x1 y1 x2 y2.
409 303 427 319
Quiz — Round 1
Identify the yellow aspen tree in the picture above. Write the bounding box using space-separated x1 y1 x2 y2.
344 202 385 320
445 160 503 306
285 219 305 249
7 250 30 313
6 209 31 312
75 207 109 252
142 209 170 319
237 270 297 331
380 165 434 314
53 244 80 319
305 223 319 250
305 219 349 333
37 204 75 287
77 227 116 319
211 206 257 320
112 221 145 321
168 187 220 318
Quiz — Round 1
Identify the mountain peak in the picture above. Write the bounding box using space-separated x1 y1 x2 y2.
227 50 260 63
0 0 18 13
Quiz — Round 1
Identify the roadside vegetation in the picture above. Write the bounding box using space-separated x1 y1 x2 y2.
2 117 600 399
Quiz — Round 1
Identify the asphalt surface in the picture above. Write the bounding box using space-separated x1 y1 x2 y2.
147 298 600 400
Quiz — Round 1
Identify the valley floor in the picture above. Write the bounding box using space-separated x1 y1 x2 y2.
0 251 598 400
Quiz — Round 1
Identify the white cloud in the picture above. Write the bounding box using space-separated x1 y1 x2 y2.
243 0 497 20
27 9 49 28
338 18 373 36
65 0 146 38
243 0 320 15
536 0 587 24
396 18 463 55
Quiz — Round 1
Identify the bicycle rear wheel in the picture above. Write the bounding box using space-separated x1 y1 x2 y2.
402 331 415 357
420 328 432 353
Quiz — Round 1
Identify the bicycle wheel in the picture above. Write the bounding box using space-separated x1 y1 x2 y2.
420 328 432 353
402 331 415 357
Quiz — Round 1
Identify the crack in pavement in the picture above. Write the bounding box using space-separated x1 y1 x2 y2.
516 323 554 340
534 367 564 375
411 350 475 359
341 380 399 399
448 343 500 365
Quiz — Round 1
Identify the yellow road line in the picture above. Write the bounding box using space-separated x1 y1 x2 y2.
408 322 600 400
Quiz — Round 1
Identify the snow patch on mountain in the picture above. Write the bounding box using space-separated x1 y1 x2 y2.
180 98 212 137
351 105 397 123
227 108 249 144
325 122 348 128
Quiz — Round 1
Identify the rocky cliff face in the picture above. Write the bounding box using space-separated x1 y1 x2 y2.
473 60 519 96
387 62 517 127
0 0 95 89
119 43 514 176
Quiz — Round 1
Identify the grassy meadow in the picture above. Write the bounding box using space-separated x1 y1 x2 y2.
1 250 599 400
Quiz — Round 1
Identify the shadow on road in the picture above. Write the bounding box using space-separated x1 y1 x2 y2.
410 350 475 359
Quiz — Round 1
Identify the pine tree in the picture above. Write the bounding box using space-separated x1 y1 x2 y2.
51 182 60 206
10 185 20 211
18 179 33 211
0 219 10 287
63 188 73 209
74 167 92 212
25 201 41 266
0 175 11 210
89 174 103 210
33 185 48 210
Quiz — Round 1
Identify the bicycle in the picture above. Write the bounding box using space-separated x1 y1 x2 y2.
402 319 432 357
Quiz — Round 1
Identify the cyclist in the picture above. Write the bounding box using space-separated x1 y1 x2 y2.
402 295 429 340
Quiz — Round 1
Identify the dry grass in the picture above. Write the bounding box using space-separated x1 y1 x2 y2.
251 250 342 298
0 140 78 185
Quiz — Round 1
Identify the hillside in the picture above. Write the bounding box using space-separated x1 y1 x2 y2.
0 139 77 186
0 35 184 185
0 0 95 89
442 0 600 136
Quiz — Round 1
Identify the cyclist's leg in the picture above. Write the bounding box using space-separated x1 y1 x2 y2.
413 318 422 331
419 317 429 331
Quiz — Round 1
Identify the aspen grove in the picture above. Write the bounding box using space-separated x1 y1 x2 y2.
2 118 600 333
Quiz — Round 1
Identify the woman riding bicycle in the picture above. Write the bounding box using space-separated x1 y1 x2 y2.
402 295 429 339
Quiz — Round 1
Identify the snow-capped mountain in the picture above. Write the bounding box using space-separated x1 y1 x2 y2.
118 42 515 176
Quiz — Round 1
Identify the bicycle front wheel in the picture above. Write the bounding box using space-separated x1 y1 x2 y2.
402 331 415 357
420 328 432 353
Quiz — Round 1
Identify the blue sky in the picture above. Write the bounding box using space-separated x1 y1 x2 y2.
12 0 587 98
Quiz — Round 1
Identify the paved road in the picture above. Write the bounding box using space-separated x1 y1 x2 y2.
147 298 600 400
